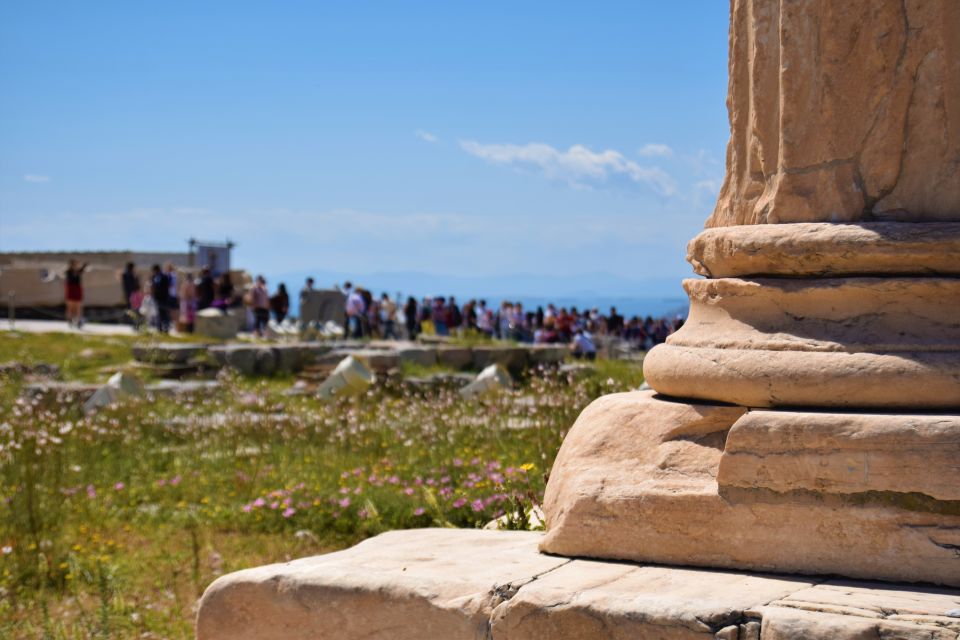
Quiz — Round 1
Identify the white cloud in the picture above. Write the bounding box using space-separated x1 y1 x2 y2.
23 174 51 183
695 178 722 192
414 129 438 143
637 143 673 157
459 140 676 196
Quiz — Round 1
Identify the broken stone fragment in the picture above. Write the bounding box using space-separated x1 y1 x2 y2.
316 356 374 399
459 364 512 400
82 371 145 414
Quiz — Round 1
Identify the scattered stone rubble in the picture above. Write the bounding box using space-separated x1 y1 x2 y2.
316 356 374 400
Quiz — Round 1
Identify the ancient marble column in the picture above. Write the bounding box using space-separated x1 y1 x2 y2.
541 0 960 586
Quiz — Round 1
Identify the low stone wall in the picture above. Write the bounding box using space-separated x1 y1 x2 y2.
132 340 571 377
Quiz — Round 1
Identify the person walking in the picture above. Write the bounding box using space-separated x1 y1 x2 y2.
196 267 215 310
345 284 365 338
121 262 140 309
298 277 315 328
64 259 88 328
251 275 271 337
179 273 197 333
433 297 448 336
379 293 397 339
214 272 234 309
150 264 171 333
271 283 290 324
165 264 179 327
404 296 419 340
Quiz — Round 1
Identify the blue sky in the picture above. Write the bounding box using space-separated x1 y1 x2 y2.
0 1 730 308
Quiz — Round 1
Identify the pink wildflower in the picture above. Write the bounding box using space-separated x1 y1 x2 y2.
282 507 296 518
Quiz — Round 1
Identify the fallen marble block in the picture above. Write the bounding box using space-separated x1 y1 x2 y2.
317 356 374 399
460 364 512 399
83 371 145 414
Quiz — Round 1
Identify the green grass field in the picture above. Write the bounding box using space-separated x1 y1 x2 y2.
0 332 643 639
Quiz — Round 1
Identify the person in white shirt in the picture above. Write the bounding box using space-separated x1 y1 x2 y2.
345 284 365 338
571 328 597 361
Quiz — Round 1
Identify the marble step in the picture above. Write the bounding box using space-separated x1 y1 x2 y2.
196 528 960 640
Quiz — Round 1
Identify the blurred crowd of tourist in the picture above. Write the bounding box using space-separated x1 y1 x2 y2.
333 280 684 353
61 261 683 349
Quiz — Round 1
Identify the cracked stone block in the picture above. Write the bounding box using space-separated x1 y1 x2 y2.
197 529 959 640
196 529 566 640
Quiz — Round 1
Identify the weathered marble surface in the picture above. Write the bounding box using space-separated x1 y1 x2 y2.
711 0 960 226
197 528 960 639
687 222 960 278
540 391 960 586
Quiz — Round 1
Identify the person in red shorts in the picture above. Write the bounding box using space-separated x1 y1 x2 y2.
64 258 88 328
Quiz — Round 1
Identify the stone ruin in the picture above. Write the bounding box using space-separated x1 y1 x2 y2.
195 1 960 637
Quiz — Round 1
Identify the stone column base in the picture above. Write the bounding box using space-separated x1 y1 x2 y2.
540 391 960 587
643 222 960 409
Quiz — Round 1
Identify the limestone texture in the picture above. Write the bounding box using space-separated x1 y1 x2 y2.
196 528 960 640
540 391 960 586
642 274 960 409
718 411 960 500
711 0 960 226
688 222 960 278
196 529 567 640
